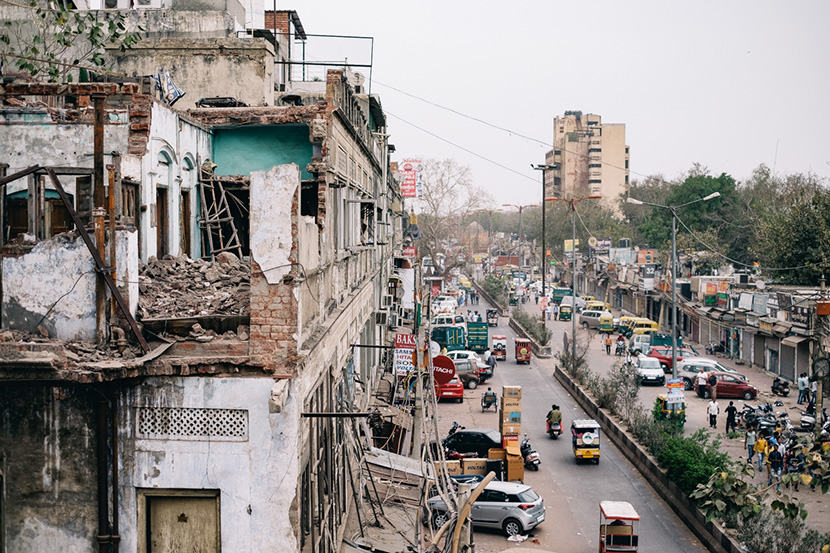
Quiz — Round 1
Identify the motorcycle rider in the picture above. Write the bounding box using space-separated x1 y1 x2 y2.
547 404 563 434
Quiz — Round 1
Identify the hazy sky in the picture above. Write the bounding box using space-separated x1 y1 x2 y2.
280 0 830 207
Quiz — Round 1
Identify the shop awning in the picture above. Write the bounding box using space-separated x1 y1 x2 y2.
772 322 792 334
781 335 811 347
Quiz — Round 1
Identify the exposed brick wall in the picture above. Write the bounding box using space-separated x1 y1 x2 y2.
128 94 151 155
264 11 291 36
249 262 299 376
248 175 301 377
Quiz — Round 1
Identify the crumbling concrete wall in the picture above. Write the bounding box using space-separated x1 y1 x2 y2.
111 37 274 110
2 229 138 341
0 384 98 553
248 165 298 374
0 111 128 198
118 376 299 553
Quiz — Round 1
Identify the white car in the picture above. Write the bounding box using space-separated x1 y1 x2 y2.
635 356 666 386
431 296 458 314
445 350 483 364
676 357 747 390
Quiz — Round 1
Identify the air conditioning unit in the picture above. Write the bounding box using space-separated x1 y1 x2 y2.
382 295 393 308
374 311 388 326
388 314 399 327
397 305 405 319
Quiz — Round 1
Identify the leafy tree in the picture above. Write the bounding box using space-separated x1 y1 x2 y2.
655 429 731 495
0 0 144 82
755 185 830 285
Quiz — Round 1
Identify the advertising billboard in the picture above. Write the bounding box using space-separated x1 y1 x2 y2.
399 159 422 198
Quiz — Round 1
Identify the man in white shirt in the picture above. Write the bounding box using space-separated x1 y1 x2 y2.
697 371 708 395
707 399 720 429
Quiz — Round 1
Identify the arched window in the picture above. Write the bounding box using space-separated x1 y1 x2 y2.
156 150 175 258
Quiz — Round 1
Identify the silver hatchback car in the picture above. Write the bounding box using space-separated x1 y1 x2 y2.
427 480 545 536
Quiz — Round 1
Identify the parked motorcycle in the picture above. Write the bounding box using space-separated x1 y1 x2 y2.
546 420 563 439
800 405 827 433
705 341 726 355
447 421 465 437
520 433 541 471
771 377 790 397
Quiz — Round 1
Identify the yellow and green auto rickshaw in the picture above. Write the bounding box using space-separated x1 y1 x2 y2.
571 419 601 464
598 312 615 333
655 393 686 426
559 304 573 321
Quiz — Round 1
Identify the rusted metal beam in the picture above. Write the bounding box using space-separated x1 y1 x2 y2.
46 168 151 353
93 94 106 209
0 165 40 187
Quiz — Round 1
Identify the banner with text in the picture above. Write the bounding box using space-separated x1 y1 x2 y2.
394 333 417 377
399 159 422 198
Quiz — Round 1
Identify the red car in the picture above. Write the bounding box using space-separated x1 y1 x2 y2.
693 371 758 400
435 376 464 403
647 346 699 373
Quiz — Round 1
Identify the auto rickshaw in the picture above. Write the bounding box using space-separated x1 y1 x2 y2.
599 500 640 552
571 419 601 464
515 338 532 364
617 316 637 337
486 309 499 327
492 335 507 360
655 393 686 426
559 304 573 321
598 312 614 333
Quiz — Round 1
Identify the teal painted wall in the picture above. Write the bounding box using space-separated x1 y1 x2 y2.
213 125 312 179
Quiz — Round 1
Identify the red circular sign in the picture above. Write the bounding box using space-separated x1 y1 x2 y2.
432 355 456 385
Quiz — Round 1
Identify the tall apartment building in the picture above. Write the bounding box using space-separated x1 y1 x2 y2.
544 112 629 212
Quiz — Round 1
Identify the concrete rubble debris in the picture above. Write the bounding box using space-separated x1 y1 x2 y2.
137 253 250 319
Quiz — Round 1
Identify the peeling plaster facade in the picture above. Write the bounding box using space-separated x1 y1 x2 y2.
118 376 300 553
0 8 403 553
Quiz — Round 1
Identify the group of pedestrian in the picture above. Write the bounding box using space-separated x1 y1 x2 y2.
744 425 821 492
465 310 483 323
796 372 817 405
468 291 479 305
706 398 739 432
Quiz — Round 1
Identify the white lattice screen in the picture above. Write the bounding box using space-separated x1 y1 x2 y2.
137 407 248 441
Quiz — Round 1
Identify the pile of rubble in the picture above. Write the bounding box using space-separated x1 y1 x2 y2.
137 252 250 319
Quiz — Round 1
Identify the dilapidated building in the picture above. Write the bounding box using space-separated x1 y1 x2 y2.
0 4 405 552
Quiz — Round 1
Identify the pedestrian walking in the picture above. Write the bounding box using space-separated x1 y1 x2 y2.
753 433 768 472
604 334 612 355
707 399 720 429
767 446 783 491
725 401 738 433
810 378 818 404
745 426 757 466
553 304 559 320
535 293 539 305
546 304 552 320
487 349 497 371
708 372 718 400
797 372 808 404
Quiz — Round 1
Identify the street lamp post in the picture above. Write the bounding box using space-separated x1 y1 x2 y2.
482 209 499 275
532 164 556 312
626 192 721 379
546 194 602 373
502 203 539 267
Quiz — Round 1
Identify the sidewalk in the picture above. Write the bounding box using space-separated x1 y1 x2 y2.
516 295 830 531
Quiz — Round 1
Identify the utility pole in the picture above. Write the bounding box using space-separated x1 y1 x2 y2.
412 261 425 457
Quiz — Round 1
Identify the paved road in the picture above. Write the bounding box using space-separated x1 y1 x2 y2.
432 298 707 553
516 295 830 531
